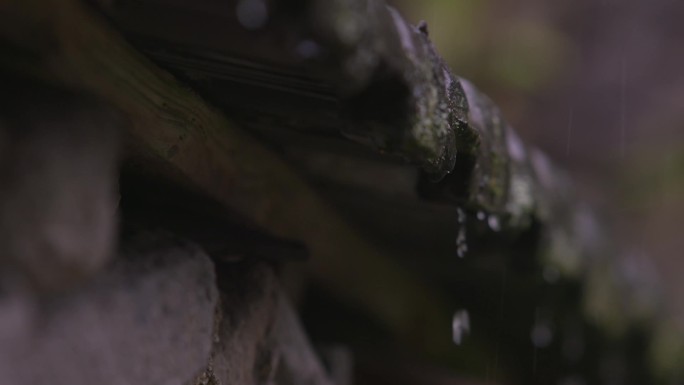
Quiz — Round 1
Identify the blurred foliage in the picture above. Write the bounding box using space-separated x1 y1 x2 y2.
620 146 684 209
392 0 576 129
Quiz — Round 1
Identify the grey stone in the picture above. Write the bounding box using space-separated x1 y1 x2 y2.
209 263 279 385
0 78 121 293
206 262 334 385
270 296 336 385
0 231 218 385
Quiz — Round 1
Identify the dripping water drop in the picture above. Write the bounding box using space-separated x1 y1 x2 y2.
452 309 470 345
456 208 468 258
456 229 467 258
457 207 466 224
488 215 501 232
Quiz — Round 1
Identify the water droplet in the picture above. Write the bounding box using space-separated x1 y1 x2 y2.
452 309 470 345
476 211 486 221
543 266 560 284
295 39 321 59
531 322 553 348
456 208 467 258
487 215 501 232
456 229 468 258
457 208 466 224
236 0 268 30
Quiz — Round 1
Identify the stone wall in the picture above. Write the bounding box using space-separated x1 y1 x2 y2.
0 79 334 385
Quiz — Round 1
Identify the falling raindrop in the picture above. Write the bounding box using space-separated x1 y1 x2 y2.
456 208 468 258
620 55 627 158
487 215 501 232
566 106 574 156
236 0 268 30
457 207 466 224
452 309 470 345
456 229 467 258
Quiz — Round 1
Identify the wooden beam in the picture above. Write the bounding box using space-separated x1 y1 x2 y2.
0 0 453 357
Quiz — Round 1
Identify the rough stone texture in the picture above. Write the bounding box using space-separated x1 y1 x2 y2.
209 262 279 385
0 231 218 385
270 296 336 385
0 77 121 293
207 262 334 385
